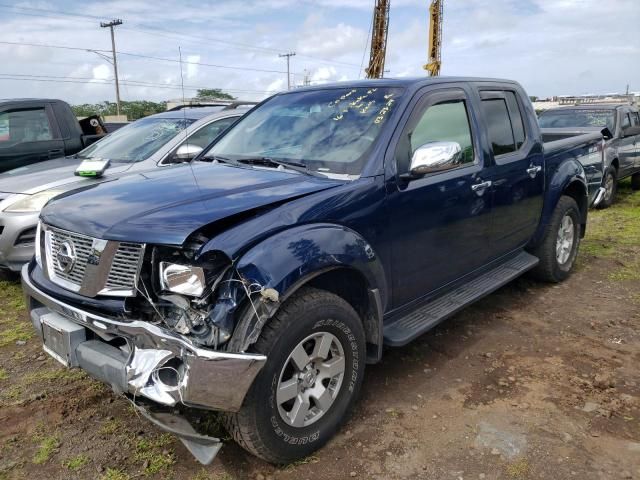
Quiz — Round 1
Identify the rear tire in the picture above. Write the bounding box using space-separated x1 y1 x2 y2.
224 287 366 464
597 167 617 209
631 173 640 191
530 195 581 283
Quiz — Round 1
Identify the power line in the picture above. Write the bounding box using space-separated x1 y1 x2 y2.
0 73 272 94
0 39 303 77
0 3 363 70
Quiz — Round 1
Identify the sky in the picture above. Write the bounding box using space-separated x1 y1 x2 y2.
0 0 638 105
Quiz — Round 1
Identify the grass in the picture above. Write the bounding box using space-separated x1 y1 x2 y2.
581 179 640 280
506 458 531 478
100 418 123 435
33 435 59 464
22 368 86 385
0 321 33 348
0 368 7 381
100 468 131 480
63 454 90 471
191 472 235 480
134 434 176 476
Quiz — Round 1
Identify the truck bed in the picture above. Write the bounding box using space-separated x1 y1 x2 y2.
542 129 605 206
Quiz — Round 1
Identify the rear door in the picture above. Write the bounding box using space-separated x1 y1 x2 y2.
479 89 545 257
631 111 640 169
0 103 65 173
617 109 635 177
386 86 494 308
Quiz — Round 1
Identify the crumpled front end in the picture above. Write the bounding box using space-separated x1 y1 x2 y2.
22 261 266 463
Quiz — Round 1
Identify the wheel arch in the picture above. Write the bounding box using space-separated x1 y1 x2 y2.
229 223 387 363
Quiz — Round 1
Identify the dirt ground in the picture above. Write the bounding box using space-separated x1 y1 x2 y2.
1 182 639 480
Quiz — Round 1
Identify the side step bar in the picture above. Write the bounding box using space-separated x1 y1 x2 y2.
383 251 539 346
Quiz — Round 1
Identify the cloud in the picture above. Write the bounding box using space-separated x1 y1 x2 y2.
0 0 637 104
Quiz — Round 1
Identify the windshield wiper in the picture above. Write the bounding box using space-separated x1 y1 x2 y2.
208 155 242 167
235 157 323 177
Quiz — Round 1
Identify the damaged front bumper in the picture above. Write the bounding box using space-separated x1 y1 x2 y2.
22 263 267 463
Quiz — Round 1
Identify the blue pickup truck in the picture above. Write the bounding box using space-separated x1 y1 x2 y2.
22 77 604 464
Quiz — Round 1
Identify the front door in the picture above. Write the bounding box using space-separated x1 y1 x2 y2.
479 89 544 256
617 109 636 177
386 87 493 309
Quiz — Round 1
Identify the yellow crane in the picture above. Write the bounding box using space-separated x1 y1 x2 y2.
424 0 443 76
365 0 390 79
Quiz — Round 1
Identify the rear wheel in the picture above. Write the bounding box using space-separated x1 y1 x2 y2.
631 173 640 191
530 195 581 283
598 167 617 209
224 287 366 464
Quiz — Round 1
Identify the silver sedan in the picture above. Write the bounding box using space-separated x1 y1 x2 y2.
0 106 247 272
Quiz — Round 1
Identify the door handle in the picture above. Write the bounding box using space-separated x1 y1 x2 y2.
471 180 492 194
526 165 542 178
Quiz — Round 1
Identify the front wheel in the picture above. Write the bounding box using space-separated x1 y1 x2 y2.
224 287 366 464
530 195 582 283
597 167 617 209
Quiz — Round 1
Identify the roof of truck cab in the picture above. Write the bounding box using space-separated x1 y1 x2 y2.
0 98 64 104
279 76 520 94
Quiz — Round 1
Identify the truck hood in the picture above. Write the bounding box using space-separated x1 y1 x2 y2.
41 162 342 245
0 156 134 195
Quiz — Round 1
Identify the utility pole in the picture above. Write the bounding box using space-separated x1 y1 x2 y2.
279 52 296 90
100 19 123 116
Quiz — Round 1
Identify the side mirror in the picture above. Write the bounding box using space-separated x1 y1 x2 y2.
621 125 640 138
407 141 463 178
174 144 203 161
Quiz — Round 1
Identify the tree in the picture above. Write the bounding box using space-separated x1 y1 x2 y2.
72 100 167 121
195 88 235 100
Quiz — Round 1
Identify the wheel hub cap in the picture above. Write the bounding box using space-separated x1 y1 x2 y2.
276 331 346 428
556 214 575 265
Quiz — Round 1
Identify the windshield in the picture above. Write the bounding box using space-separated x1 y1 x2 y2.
205 87 404 175
538 109 615 131
77 117 196 162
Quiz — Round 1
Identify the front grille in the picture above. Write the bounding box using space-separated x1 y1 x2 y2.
45 224 144 296
49 227 94 285
105 242 145 289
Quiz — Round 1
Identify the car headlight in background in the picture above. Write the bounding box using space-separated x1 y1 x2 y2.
3 190 65 213
160 262 206 297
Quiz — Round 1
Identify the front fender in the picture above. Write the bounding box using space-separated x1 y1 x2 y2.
531 159 588 246
234 223 387 307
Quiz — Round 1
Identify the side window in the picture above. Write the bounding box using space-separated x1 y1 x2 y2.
185 117 236 149
505 92 525 148
0 108 54 145
631 112 640 126
481 98 516 155
621 112 631 129
409 100 475 165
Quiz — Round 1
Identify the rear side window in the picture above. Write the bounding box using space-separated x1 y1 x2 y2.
621 113 631 129
631 112 640 126
482 98 516 155
505 92 525 148
0 108 54 144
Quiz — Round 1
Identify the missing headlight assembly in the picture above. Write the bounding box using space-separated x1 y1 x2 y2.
128 235 280 352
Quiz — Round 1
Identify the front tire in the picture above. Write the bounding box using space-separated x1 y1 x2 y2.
530 195 581 283
224 287 366 464
597 167 617 209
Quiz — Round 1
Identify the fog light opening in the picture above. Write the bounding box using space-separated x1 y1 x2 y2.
153 357 184 389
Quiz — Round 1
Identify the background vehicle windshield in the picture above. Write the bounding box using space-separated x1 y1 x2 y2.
538 109 615 131
206 87 404 175
78 117 196 162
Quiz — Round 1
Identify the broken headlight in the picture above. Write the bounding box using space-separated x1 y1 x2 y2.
159 262 206 297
